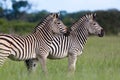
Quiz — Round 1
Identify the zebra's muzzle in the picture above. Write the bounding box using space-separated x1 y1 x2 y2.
63 27 71 37
60 27 68 34
98 29 105 37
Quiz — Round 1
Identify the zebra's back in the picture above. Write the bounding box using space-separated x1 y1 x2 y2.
0 34 37 61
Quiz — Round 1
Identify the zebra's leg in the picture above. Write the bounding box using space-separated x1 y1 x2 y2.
38 55 48 75
24 58 38 72
0 56 8 67
68 54 77 74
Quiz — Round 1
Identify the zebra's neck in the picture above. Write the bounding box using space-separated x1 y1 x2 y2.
34 19 53 44
72 20 89 47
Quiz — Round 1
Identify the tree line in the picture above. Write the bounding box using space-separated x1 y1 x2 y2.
0 0 120 35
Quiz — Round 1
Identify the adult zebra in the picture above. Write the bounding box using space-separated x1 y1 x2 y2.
25 13 104 73
0 13 68 71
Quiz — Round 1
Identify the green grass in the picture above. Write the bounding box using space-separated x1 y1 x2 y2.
0 36 120 80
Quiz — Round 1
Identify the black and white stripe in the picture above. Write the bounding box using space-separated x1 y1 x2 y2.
0 13 67 69
25 13 104 73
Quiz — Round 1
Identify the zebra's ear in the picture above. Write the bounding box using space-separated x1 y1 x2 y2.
57 12 60 17
93 13 96 19
53 13 59 18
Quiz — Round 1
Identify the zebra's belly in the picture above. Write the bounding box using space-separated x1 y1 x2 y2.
48 52 68 59
8 54 21 61
9 50 36 61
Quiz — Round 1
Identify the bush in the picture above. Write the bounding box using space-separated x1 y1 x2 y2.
0 18 35 35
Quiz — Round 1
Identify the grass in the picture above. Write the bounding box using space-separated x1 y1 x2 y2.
0 36 120 80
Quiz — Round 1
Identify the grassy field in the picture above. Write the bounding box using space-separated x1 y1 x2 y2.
0 36 120 80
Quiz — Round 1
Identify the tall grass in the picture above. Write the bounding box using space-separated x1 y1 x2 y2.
0 36 120 80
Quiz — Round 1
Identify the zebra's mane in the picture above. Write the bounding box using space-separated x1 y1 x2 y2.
71 13 95 31
33 13 54 33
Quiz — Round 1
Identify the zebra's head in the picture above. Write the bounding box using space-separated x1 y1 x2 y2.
49 13 68 35
34 13 68 35
86 13 104 37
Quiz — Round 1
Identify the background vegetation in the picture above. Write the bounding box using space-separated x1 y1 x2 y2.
0 0 120 35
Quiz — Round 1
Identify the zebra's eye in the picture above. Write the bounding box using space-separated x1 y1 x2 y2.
93 23 96 25
57 22 61 24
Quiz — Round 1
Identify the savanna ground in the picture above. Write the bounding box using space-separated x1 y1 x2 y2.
0 36 120 80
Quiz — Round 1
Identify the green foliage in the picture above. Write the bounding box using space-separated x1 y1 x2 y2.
0 0 31 19
95 9 120 35
12 1 29 12
0 18 35 35
0 36 120 80
27 10 49 22
0 1 120 35
0 5 120 35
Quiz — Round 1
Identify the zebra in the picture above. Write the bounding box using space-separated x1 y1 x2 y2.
0 13 68 71
24 13 104 73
